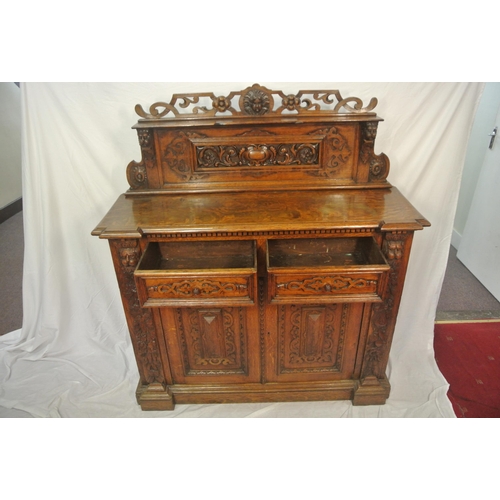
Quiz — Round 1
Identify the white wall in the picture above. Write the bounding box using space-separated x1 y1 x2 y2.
0 82 22 210
452 82 500 248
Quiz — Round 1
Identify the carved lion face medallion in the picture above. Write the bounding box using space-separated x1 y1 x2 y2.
120 247 140 269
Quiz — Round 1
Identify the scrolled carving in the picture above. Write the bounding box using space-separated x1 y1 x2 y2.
176 307 247 375
277 276 377 294
196 142 320 169
288 306 334 364
134 84 379 120
127 128 155 189
360 121 390 182
148 279 248 298
163 131 209 181
278 304 349 373
306 127 351 178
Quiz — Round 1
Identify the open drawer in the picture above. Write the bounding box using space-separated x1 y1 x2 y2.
135 240 257 307
267 237 390 304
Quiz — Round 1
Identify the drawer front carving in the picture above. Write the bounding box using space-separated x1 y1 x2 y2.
269 272 386 303
137 274 256 307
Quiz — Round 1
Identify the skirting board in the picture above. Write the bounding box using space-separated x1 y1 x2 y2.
0 198 22 225
450 228 461 250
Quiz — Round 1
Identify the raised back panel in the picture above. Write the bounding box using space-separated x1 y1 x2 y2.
126 84 390 194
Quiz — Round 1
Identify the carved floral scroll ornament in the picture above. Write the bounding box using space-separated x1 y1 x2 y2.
276 275 377 294
148 279 248 298
197 143 320 168
135 84 378 120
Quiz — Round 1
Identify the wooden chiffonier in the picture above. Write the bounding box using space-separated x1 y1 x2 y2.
92 84 430 410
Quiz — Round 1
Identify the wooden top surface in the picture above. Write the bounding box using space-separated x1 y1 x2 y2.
92 187 430 239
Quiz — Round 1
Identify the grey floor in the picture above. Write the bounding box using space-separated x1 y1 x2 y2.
436 245 500 321
0 211 23 335
0 211 499 336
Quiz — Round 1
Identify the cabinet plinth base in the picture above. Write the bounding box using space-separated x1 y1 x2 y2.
136 382 175 411
134 380 390 409
352 375 391 406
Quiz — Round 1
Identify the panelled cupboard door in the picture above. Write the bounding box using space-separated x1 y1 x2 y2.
158 306 261 384
265 302 365 382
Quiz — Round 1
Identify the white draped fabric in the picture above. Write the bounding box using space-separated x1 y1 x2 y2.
0 82 483 417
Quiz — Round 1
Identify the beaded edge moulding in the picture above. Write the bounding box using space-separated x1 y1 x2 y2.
135 83 379 121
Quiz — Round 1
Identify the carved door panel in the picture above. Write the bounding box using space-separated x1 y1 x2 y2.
158 306 260 384
265 302 365 382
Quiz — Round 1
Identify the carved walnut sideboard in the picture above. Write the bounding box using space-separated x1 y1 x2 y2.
92 84 430 410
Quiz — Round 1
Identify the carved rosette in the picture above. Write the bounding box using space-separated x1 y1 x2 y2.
240 86 273 115
126 129 155 189
110 240 164 385
361 232 409 379
360 122 390 182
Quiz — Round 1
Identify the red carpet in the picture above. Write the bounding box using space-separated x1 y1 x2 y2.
434 322 500 418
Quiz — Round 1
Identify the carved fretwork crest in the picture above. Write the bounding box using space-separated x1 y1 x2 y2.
134 84 379 120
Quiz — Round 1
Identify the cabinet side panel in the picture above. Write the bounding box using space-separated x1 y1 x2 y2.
108 239 165 385
361 232 414 380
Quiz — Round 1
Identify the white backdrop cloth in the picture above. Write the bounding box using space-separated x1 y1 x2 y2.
0 83 483 418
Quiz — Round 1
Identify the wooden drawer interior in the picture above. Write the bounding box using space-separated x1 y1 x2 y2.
267 237 390 303
135 240 257 307
267 237 387 268
138 240 256 271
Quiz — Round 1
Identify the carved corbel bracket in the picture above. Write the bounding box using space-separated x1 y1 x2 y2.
126 129 155 189
360 122 390 182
